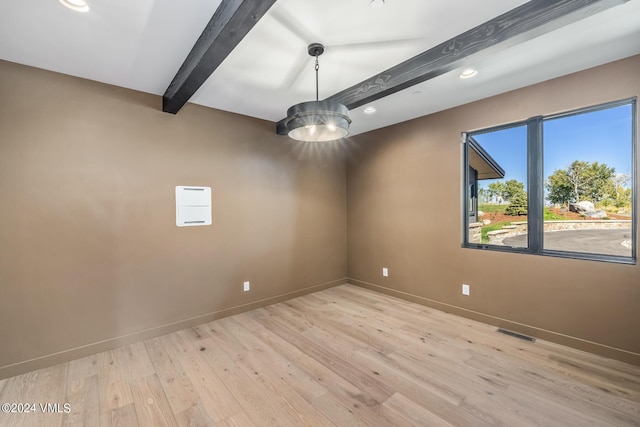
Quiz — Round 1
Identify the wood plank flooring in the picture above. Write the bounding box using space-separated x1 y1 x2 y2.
1 284 639 426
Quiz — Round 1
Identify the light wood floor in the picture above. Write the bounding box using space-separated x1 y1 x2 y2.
1 284 639 426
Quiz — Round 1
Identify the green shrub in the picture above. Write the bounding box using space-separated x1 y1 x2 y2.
505 192 527 216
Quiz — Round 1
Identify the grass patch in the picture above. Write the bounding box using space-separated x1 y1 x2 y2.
479 204 506 213
543 208 567 220
481 221 511 243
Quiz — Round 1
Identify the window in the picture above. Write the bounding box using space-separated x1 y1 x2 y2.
463 99 636 263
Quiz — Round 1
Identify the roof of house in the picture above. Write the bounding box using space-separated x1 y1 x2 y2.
468 137 505 180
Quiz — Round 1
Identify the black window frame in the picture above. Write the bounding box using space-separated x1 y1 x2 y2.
462 97 637 264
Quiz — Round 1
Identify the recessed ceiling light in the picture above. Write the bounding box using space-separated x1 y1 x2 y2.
59 0 89 12
370 0 385 9
364 106 376 114
459 68 478 79
412 90 422 96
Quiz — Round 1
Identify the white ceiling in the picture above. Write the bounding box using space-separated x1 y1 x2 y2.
1 0 639 137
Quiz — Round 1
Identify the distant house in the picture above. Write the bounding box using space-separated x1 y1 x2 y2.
467 137 505 223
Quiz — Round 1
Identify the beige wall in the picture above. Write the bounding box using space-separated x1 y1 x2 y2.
0 60 347 378
346 56 640 365
1 54 638 378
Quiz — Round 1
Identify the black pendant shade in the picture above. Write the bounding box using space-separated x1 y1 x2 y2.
285 100 351 142
284 43 351 142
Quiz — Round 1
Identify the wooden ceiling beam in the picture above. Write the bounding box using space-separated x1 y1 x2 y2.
277 0 626 135
163 0 277 114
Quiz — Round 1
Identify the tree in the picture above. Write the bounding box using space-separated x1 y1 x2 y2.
546 169 572 205
505 191 527 215
545 160 615 205
504 179 525 202
582 162 615 202
484 179 527 207
611 173 632 208
486 181 506 204
615 187 632 208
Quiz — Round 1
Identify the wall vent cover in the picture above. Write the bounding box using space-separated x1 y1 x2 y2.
175 186 211 227
496 328 536 342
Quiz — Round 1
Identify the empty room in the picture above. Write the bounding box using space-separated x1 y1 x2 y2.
1 0 639 426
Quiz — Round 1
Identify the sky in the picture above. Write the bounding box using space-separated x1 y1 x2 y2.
472 103 633 196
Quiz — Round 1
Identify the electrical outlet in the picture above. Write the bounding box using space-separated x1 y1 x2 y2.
382 267 389 277
243 281 250 292
462 284 470 296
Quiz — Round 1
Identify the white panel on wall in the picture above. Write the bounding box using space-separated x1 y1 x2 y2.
175 186 211 227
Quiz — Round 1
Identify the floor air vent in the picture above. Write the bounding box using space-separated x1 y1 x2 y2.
496 328 536 342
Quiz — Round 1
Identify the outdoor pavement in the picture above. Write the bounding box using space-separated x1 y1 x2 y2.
503 229 633 257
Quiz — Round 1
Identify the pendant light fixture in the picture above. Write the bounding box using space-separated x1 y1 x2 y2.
284 43 351 142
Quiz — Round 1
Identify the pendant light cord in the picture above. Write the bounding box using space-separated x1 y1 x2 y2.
315 55 319 101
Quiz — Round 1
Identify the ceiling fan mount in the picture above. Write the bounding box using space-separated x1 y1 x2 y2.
307 43 324 57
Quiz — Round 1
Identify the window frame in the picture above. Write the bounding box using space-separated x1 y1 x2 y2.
462 97 637 264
